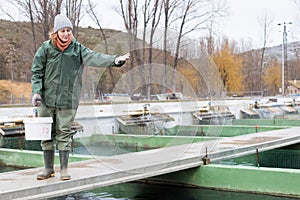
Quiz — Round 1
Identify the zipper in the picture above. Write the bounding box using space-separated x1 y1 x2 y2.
55 51 64 106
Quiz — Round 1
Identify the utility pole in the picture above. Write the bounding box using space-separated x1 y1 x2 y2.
278 22 292 96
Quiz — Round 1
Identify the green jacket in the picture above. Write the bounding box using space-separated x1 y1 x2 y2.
31 38 120 109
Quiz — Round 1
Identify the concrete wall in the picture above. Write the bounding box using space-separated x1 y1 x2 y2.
0 148 91 168
151 164 300 198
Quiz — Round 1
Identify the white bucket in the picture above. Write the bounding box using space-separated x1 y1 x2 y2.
23 117 53 140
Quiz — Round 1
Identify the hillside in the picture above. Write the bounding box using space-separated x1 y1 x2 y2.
1 19 209 100
0 80 32 105
1 19 300 100
0 19 128 105
263 41 300 62
0 19 126 83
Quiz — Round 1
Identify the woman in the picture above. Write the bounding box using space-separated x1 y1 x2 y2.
31 14 129 181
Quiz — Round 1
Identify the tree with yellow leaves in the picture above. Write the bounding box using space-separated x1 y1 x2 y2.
263 61 281 95
212 39 244 95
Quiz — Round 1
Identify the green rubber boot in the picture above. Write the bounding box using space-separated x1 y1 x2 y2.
37 150 55 180
59 150 71 180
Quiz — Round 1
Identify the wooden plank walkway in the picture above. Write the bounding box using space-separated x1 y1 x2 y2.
1 127 300 200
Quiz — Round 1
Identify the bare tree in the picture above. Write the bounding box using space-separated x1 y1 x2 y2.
140 0 152 99
162 0 178 93
9 0 85 40
258 11 273 92
117 0 226 96
28 0 37 52
118 0 140 94
146 0 163 99
32 0 63 40
118 0 165 99
170 0 226 92
9 0 63 41
293 0 300 80
87 0 107 52
87 0 116 89
65 0 83 37
295 0 300 10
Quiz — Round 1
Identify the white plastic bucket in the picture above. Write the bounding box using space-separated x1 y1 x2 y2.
23 117 53 140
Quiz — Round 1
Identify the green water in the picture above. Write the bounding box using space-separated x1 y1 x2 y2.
0 166 26 173
50 182 297 200
1 164 297 200
1 135 300 199
219 148 300 169
49 144 300 199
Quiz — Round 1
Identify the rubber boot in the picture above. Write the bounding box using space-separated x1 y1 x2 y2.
59 150 71 180
37 150 55 180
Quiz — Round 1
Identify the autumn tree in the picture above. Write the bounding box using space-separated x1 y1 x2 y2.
263 61 281 96
212 39 244 94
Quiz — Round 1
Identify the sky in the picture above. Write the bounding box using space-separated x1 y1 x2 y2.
0 0 299 50
218 0 299 48
81 0 300 49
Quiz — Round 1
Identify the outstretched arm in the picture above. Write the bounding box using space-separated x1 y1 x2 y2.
80 44 129 67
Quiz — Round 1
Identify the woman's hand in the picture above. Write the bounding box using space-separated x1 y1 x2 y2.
114 53 130 66
32 94 42 106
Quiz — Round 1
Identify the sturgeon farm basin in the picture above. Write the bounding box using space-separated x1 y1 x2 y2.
1 99 300 199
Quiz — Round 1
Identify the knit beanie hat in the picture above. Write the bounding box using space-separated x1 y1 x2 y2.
54 14 73 33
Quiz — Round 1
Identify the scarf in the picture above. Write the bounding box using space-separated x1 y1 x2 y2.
57 33 73 52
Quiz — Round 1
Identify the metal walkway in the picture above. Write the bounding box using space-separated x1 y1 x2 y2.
1 127 300 200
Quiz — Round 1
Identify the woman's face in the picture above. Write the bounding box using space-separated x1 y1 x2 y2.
57 28 72 42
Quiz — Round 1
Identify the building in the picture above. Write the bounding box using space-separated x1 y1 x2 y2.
287 80 300 95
